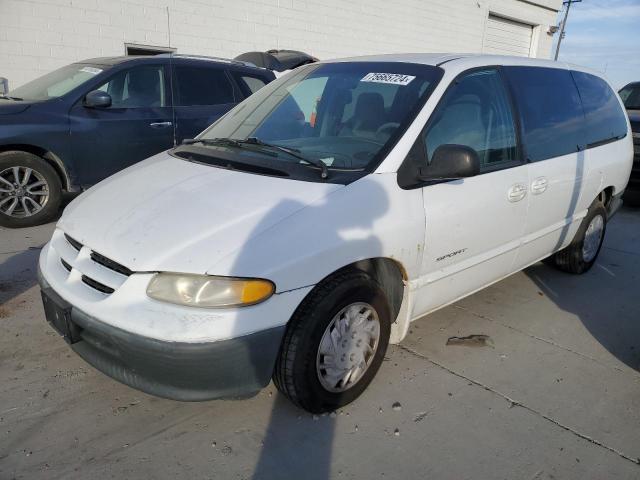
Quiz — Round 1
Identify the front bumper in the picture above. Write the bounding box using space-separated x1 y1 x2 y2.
39 271 286 401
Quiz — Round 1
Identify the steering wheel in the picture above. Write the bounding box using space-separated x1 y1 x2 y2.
376 122 401 137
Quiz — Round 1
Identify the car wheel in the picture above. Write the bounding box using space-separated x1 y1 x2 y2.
0 151 62 228
273 270 391 413
551 198 607 274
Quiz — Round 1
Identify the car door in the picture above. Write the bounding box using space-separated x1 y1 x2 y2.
411 68 529 317
171 64 238 143
503 67 590 269
69 63 174 186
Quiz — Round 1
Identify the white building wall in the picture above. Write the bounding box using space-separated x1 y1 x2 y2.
0 0 561 89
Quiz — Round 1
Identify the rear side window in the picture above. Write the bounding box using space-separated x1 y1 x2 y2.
619 84 640 109
173 66 235 106
571 71 628 146
424 69 518 169
232 73 268 97
505 66 584 162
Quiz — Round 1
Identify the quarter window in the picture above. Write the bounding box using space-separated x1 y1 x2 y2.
571 71 628 146
504 66 584 162
173 66 235 106
424 69 518 169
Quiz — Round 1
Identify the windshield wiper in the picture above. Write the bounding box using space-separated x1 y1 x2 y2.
0 95 23 101
181 137 278 157
240 137 329 179
182 137 244 148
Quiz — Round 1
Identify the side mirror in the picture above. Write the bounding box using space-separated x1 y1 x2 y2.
0 77 8 95
418 144 480 181
84 90 112 108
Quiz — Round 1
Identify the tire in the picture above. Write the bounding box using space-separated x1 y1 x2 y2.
273 270 391 413
551 198 607 274
0 151 62 228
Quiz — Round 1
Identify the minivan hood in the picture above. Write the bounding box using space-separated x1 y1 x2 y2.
0 101 31 115
59 152 342 274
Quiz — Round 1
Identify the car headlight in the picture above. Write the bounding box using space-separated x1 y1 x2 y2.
146 273 275 308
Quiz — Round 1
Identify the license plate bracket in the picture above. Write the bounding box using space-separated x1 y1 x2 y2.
41 288 82 344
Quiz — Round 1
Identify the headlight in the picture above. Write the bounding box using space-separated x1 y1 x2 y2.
146 273 275 308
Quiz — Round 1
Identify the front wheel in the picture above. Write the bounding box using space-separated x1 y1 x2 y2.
0 151 62 228
551 198 607 274
273 270 391 413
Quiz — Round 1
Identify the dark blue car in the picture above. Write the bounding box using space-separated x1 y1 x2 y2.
0 55 275 227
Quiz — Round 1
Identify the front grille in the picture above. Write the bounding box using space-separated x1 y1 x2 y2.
53 229 133 297
64 234 82 251
90 251 132 277
81 275 115 294
60 258 72 272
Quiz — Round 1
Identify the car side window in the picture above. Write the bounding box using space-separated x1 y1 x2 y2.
232 73 268 97
571 71 628 146
173 66 235 106
504 66 584 162
424 69 518 169
619 84 640 109
97 65 165 108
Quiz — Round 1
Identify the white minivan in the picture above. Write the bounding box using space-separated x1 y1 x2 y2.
38 54 633 413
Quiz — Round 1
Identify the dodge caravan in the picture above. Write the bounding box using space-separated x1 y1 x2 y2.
38 54 633 413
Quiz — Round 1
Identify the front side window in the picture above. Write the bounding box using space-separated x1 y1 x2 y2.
97 65 165 108
619 84 640 110
9 64 106 101
195 62 442 174
572 71 628 145
424 69 518 169
173 66 235 106
504 66 584 162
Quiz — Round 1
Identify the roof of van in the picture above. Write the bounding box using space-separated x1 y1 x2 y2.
324 53 602 76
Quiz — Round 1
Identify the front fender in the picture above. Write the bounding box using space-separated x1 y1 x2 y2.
208 173 425 293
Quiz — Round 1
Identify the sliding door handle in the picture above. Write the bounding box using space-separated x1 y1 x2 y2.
531 177 548 195
150 121 172 128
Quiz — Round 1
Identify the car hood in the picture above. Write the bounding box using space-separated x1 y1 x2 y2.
59 152 343 274
0 101 31 115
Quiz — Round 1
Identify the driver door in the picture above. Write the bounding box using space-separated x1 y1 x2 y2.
411 68 529 317
69 64 174 186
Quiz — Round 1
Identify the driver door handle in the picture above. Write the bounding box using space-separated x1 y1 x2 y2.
507 183 527 203
150 121 172 128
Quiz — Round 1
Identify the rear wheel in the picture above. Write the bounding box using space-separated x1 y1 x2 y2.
550 198 607 274
273 270 391 413
0 151 62 228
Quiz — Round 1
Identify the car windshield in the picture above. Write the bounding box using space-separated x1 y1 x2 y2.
8 63 106 101
196 62 442 172
619 84 640 110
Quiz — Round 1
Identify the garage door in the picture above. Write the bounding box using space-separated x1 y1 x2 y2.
483 14 533 57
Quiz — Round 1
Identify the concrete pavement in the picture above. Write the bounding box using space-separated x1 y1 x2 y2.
1 208 639 479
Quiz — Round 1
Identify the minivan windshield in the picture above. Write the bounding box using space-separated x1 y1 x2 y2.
8 63 106 101
619 83 640 110
195 62 442 174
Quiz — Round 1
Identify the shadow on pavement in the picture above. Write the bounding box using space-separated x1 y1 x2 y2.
0 245 43 306
525 211 640 371
251 394 335 480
